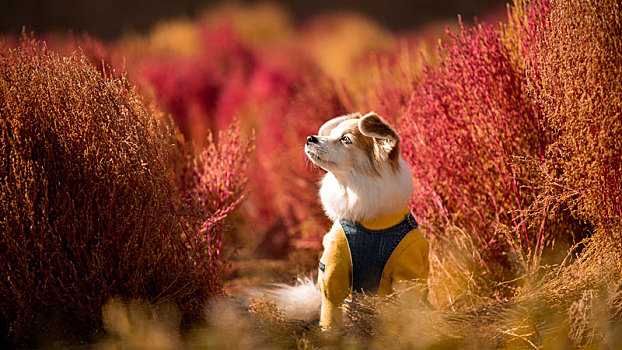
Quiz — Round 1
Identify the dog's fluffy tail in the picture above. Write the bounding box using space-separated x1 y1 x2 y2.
250 277 321 321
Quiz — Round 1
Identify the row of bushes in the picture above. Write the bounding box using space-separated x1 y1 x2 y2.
1 0 620 346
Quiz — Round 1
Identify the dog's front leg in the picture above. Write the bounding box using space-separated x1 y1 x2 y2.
317 222 352 329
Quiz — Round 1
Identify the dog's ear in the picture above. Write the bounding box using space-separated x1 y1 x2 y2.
318 113 362 136
358 112 400 161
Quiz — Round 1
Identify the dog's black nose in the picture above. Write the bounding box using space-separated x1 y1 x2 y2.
306 135 319 144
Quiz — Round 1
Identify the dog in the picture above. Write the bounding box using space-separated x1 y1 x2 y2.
261 112 429 329
305 112 429 329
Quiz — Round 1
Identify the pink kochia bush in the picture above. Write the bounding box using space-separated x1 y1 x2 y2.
396 0 618 295
0 38 252 344
397 7 584 287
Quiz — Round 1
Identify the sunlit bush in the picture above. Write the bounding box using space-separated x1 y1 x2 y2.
524 0 622 345
526 0 621 235
300 13 395 81
201 2 294 46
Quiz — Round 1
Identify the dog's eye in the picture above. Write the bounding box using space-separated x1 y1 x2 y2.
340 135 352 144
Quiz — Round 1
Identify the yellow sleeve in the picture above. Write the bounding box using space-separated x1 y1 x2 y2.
385 230 429 300
317 222 351 329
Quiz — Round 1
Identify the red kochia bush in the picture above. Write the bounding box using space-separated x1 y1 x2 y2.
0 38 251 345
399 18 549 283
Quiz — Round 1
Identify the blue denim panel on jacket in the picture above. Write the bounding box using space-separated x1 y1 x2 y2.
340 213 418 294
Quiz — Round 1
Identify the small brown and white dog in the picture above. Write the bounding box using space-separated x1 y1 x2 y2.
304 112 413 223
260 112 425 326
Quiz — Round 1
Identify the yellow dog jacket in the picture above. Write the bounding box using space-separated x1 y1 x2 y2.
317 207 429 329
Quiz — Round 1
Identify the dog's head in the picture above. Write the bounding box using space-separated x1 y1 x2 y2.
305 112 401 177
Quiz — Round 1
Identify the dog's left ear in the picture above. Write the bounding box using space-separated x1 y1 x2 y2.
358 112 400 161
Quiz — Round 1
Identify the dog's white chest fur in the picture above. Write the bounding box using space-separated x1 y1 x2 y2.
319 158 413 222
304 112 414 222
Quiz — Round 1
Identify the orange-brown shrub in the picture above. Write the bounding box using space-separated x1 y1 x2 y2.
0 38 251 345
526 0 621 235
522 0 622 344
